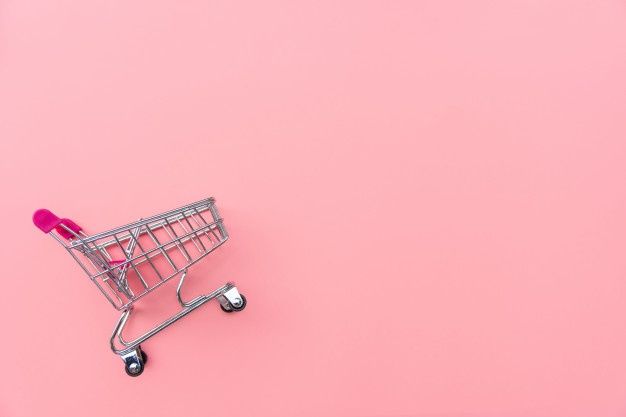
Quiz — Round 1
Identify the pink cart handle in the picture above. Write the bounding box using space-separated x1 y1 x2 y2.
33 209 82 240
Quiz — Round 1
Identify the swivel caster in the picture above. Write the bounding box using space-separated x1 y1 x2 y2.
220 294 247 313
218 286 247 313
122 346 147 377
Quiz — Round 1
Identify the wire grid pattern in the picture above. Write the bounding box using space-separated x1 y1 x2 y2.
56 198 228 310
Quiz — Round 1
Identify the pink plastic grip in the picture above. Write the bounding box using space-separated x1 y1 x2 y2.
33 209 82 240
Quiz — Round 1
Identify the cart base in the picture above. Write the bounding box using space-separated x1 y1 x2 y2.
110 270 246 376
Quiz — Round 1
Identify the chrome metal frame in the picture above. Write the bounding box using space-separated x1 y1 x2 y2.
44 198 246 376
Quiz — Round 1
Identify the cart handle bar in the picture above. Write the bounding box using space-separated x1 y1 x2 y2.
33 209 82 240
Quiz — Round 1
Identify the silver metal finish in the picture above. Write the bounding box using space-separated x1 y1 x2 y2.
44 198 246 375
121 348 146 376
217 286 244 311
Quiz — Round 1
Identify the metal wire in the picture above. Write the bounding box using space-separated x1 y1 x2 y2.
52 198 228 310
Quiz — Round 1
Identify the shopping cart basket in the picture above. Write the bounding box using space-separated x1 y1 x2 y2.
33 197 247 376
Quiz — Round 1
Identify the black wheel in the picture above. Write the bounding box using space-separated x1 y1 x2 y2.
220 294 247 313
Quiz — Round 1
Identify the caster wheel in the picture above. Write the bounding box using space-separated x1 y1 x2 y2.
221 294 247 313
124 347 147 377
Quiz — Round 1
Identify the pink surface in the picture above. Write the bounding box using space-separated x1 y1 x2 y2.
1 0 626 416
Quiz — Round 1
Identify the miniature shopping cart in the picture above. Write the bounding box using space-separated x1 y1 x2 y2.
33 197 247 377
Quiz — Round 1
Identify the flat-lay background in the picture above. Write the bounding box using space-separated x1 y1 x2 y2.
1 1 626 416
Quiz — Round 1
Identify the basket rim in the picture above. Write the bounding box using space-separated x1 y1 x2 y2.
67 197 216 248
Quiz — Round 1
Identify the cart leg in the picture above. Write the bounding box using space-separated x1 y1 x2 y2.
178 269 247 313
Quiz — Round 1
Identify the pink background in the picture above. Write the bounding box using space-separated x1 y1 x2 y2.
1 0 626 416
